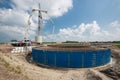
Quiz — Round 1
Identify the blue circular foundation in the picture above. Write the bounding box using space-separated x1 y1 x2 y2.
32 47 111 68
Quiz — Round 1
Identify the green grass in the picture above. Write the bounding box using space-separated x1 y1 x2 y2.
115 44 120 48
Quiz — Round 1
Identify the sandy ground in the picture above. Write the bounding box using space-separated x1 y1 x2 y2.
0 60 28 80
0 52 112 80
0 44 119 80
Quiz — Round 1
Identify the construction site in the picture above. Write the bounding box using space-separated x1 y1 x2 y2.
0 2 120 80
0 41 120 80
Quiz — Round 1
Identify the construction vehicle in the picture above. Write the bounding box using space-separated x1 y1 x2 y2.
11 39 31 46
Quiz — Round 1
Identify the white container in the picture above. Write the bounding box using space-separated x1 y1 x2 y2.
18 47 21 50
11 51 14 53
13 49 16 51
15 47 19 50
13 51 16 53
21 47 23 50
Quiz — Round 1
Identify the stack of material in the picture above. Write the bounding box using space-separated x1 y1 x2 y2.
11 47 25 53
11 46 33 53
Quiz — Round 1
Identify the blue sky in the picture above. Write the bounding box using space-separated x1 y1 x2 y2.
0 0 120 42
50 0 120 28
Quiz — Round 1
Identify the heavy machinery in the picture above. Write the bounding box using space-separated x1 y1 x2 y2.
11 39 31 46
24 3 55 44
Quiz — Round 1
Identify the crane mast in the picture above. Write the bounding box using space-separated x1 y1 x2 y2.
38 3 42 36
24 3 55 44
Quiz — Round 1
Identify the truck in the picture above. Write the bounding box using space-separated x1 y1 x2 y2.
11 39 31 46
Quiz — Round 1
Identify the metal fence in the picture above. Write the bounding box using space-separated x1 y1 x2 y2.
32 48 111 68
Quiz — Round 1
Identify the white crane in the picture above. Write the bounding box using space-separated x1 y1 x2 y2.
24 5 55 43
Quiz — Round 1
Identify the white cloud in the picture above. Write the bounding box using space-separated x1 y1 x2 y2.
0 8 28 27
0 0 73 42
43 21 120 42
11 0 73 17
0 0 120 42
